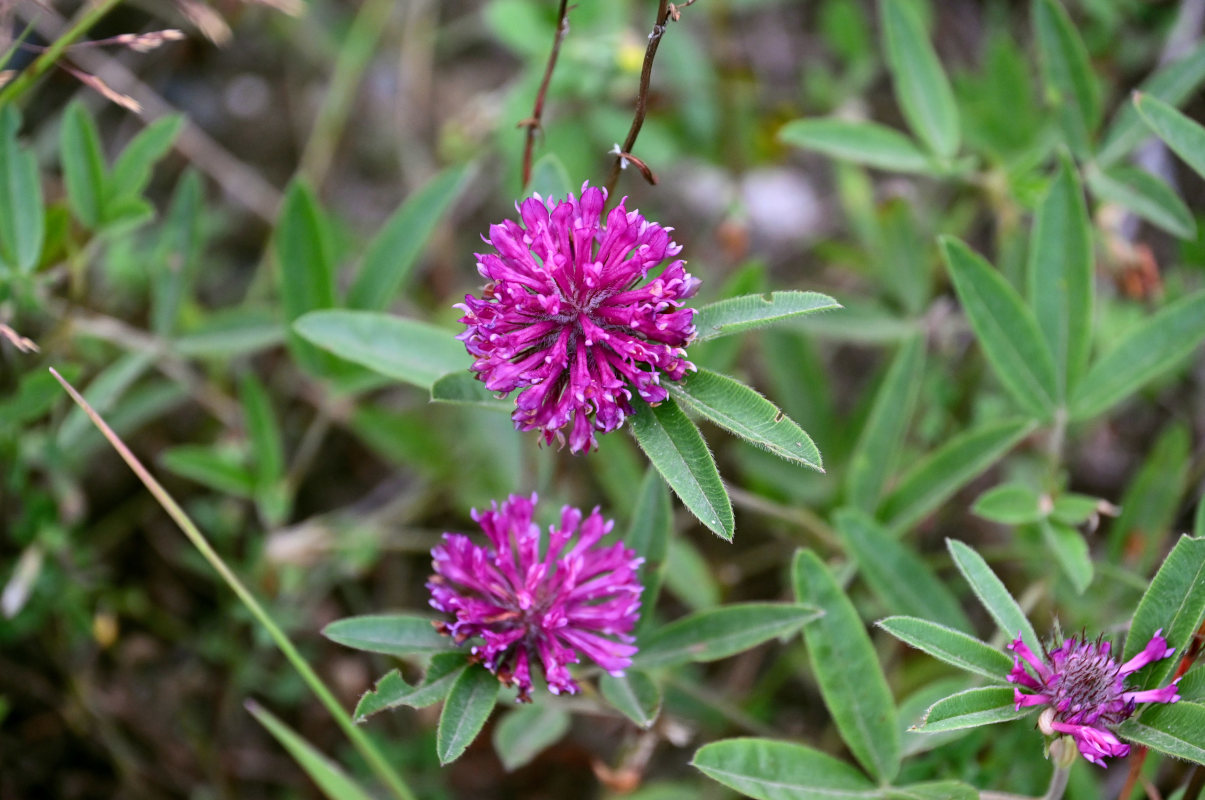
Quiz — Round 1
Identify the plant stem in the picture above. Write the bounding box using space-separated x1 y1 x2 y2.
49 368 418 800
0 0 125 106
520 0 570 189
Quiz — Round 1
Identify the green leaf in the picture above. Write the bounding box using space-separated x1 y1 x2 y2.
0 107 43 273
940 237 1058 420
294 310 467 390
879 418 1035 533
628 396 733 540
173 308 284 358
1070 291 1205 420
1109 421 1192 568
600 670 662 729
1098 41 1205 165
437 664 499 764
884 781 978 800
778 118 934 173
947 539 1040 653
972 483 1046 525
247 701 375 800
915 687 1028 733
627 469 673 618
878 616 1012 682
1135 92 1205 181
837 509 970 631
57 353 155 450
1033 0 1100 156
107 115 182 201
493 704 570 771
322 614 456 657
60 101 107 229
1040 519 1093 594
636 603 818 669
528 153 571 199
693 738 879 800
1087 164 1196 239
880 0 960 158
793 549 900 782
353 654 467 721
240 374 285 490
1027 155 1093 397
275 180 339 374
845 335 924 513
693 291 842 342
1118 702 1205 766
347 163 470 310
663 537 721 611
151 171 204 335
1124 535 1205 692
1052 493 1101 526
670 368 822 470
429 371 510 410
160 446 255 497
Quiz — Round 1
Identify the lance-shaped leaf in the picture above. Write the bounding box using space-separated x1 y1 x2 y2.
1118 702 1205 766
492 704 570 771
915 687 1028 733
247 701 376 800
322 614 456 657
1033 0 1101 156
838 509 970 631
1028 155 1093 397
1124 535 1205 692
294 310 468 390
947 539 1040 653
275 181 339 375
794 549 901 782
1040 519 1093 594
845 335 924 514
940 237 1057 420
1087 164 1196 240
779 118 935 174
881 0 960 158
693 291 842 342
693 738 880 800
429 371 511 411
353 655 468 721
0 107 43 274
626 469 673 619
634 603 819 668
437 664 499 764
600 670 662 729
885 782 978 800
108 115 183 201
629 396 733 540
670 368 822 470
878 616 1012 682
1070 291 1205 420
1098 41 1205 165
1135 92 1205 181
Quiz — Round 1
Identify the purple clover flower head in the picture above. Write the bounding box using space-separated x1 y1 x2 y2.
1007 629 1181 767
427 493 643 701
457 183 699 454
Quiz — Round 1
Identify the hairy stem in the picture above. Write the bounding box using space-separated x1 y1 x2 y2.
520 0 570 189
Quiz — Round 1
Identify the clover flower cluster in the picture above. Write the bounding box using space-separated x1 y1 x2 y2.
457 183 699 453
1008 630 1182 766
427 494 643 701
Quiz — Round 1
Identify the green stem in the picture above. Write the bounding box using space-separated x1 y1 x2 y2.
0 0 125 106
50 368 417 800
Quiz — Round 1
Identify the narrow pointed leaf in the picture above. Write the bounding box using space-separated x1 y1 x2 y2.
1028 155 1092 397
878 616 1012 682
885 782 978 800
0 107 43 273
634 603 819 668
492 704 570 771
627 469 673 617
151 171 204 335
1099 41 1205 165
1034 0 1101 156
437 664 499 764
693 738 879 800
600 670 662 728
1070 291 1205 420
1124 535 1205 692
915 687 1028 733
1087 164 1196 239
1118 702 1205 766
430 371 511 410
322 614 456 656
947 539 1039 653
881 0 960 158
793 549 901 782
779 118 934 173
347 163 470 310
693 291 842 342
670 369 822 470
1135 92 1205 181
60 102 106 228
940 237 1057 419
108 115 183 200
354 654 468 721
1040 519 1093 594
294 310 468 390
247 701 376 800
629 396 733 540
160 446 255 497
275 181 339 374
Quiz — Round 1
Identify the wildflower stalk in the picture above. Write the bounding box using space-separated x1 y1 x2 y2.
519 0 570 189
49 368 418 800
0 0 125 106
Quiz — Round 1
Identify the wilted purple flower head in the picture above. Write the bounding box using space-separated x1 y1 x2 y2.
457 183 699 454
1008 630 1181 766
427 493 643 701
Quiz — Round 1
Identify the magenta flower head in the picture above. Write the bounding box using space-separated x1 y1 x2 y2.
457 183 700 454
1008 630 1181 766
427 493 643 701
